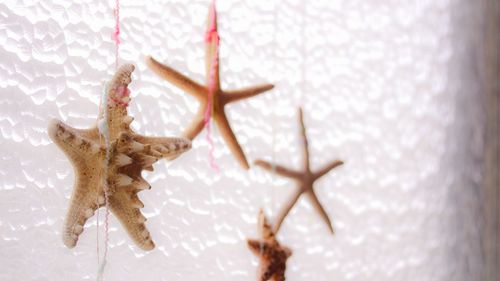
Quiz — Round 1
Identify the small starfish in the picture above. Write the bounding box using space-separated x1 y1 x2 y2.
247 209 292 281
147 4 274 169
254 108 344 234
48 64 191 251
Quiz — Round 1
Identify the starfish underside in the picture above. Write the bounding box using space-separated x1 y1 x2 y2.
147 5 274 169
247 209 292 281
48 64 191 250
254 108 344 234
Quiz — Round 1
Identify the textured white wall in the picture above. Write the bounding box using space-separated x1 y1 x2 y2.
0 0 486 280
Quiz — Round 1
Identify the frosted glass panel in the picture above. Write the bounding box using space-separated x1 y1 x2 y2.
0 0 489 280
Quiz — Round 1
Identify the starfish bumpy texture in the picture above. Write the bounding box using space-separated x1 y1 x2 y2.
147 5 274 169
254 108 344 234
248 209 292 281
48 64 191 251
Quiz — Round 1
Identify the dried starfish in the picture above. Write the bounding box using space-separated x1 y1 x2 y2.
254 108 344 234
48 64 191 251
248 209 292 281
146 4 273 169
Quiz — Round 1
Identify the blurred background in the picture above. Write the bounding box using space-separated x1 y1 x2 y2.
0 0 498 280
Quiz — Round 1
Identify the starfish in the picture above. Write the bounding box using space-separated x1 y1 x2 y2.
247 209 292 281
254 108 344 234
48 64 191 251
146 3 274 169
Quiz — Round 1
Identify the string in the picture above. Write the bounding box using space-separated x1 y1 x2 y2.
96 1 121 280
113 0 121 69
97 85 111 281
204 0 220 172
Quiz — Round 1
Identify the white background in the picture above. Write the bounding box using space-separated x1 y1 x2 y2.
0 0 486 280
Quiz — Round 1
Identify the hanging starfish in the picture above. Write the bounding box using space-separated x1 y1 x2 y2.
254 108 344 234
48 64 191 251
247 209 292 281
146 3 274 169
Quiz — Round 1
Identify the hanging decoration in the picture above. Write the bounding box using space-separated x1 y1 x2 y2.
96 0 122 276
48 64 191 251
254 108 344 234
247 209 292 281
43 0 347 280
147 0 274 170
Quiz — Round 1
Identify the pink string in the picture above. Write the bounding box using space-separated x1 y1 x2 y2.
204 0 220 172
112 0 121 69
110 86 130 107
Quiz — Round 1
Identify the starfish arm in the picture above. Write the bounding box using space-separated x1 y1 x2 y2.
73 127 100 140
183 108 206 140
108 64 134 93
247 239 271 254
253 160 301 179
99 65 136 140
283 246 292 258
306 190 335 234
62 173 101 248
266 250 289 281
48 119 101 166
159 116 204 162
313 160 344 180
108 191 155 251
262 266 277 281
274 189 303 233
274 272 286 281
222 84 274 104
258 209 275 240
133 134 191 159
298 107 311 171
204 3 221 91
214 110 250 169
205 45 221 92
147 56 206 100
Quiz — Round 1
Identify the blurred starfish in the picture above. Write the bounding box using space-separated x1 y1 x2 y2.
147 3 273 169
48 64 191 250
254 108 344 234
247 209 292 281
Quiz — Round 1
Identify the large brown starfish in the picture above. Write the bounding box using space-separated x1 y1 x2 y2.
254 108 344 234
48 64 191 251
247 209 292 281
146 4 274 169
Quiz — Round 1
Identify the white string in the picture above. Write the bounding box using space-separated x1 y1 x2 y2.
96 83 111 281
